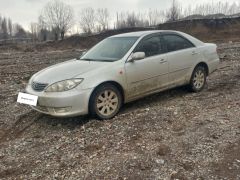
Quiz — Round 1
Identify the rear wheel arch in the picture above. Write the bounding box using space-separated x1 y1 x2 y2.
189 64 207 92
195 62 209 76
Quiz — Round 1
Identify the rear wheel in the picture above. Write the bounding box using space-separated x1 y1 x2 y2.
89 84 122 120
189 65 207 92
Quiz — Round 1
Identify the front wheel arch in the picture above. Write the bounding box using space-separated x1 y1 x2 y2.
91 81 125 102
88 81 125 115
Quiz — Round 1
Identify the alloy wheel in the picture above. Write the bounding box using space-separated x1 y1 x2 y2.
193 69 205 89
96 90 119 116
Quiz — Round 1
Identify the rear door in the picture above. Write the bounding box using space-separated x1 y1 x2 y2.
125 34 169 99
161 33 198 86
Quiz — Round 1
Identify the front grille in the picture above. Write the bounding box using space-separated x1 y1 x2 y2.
32 81 48 92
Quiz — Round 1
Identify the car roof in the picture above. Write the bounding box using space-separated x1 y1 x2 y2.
111 30 204 46
111 30 177 38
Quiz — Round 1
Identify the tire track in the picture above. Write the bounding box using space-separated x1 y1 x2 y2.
0 111 43 143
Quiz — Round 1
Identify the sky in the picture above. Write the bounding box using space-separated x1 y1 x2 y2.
0 0 239 31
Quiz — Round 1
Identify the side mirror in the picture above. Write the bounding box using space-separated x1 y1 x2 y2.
76 50 87 60
128 52 145 62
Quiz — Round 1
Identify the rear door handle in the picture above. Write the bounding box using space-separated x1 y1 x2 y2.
160 59 167 64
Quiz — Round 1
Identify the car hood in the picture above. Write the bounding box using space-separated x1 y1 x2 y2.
32 59 109 84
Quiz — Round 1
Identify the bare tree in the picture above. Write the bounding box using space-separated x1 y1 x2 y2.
182 1 240 18
41 0 74 40
135 12 149 27
13 23 27 38
166 0 182 22
0 16 2 32
228 2 239 15
1 17 8 40
126 12 138 27
96 8 110 31
38 15 48 41
115 12 140 29
79 7 95 34
148 9 165 26
30 22 39 42
8 18 13 38
115 11 154 29
116 12 127 29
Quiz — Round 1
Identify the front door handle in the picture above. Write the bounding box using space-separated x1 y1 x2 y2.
192 51 198 55
160 59 167 64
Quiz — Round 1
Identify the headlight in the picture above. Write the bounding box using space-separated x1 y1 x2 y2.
45 79 83 92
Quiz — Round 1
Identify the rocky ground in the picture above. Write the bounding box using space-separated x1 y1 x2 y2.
0 42 239 180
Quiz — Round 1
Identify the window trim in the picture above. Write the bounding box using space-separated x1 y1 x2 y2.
132 33 164 58
125 32 197 63
160 33 196 53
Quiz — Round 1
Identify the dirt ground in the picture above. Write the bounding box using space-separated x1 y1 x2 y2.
0 42 239 180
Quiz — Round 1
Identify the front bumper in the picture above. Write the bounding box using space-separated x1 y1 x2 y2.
25 84 93 117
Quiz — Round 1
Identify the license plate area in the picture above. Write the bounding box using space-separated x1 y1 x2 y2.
17 92 38 106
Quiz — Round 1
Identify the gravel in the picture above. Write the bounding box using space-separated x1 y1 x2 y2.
0 42 239 179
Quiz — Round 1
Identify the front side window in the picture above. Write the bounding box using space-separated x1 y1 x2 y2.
134 36 163 57
80 37 138 62
162 34 194 53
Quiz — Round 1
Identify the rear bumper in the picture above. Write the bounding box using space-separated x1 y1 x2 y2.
25 85 93 117
208 58 220 74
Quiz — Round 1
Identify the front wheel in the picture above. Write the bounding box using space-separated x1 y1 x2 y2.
189 65 207 92
89 84 122 120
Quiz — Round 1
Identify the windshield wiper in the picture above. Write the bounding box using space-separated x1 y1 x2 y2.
79 58 115 62
79 58 94 61
96 59 115 62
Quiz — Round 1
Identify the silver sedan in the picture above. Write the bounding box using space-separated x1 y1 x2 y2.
25 30 219 119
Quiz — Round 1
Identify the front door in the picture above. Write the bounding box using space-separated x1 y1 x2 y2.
124 34 169 100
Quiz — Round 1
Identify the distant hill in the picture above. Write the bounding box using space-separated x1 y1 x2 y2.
5 15 239 52
182 14 204 20
37 16 240 50
157 16 240 42
183 13 240 20
229 13 240 18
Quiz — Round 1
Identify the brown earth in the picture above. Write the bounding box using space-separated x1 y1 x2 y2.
2 17 240 53
158 17 240 43
0 41 239 179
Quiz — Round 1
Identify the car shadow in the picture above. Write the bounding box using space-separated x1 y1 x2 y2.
35 86 191 129
121 85 191 114
35 114 93 130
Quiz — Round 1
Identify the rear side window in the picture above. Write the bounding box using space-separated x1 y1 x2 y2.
162 34 194 53
134 36 163 57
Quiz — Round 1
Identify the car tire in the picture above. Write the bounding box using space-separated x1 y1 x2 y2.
89 83 123 120
189 65 207 92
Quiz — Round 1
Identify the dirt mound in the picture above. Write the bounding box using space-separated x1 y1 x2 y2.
158 16 240 42
55 16 240 50
1 17 240 53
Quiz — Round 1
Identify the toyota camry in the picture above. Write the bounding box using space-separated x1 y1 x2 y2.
23 30 219 119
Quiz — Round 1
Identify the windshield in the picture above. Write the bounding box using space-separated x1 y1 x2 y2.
80 37 139 62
